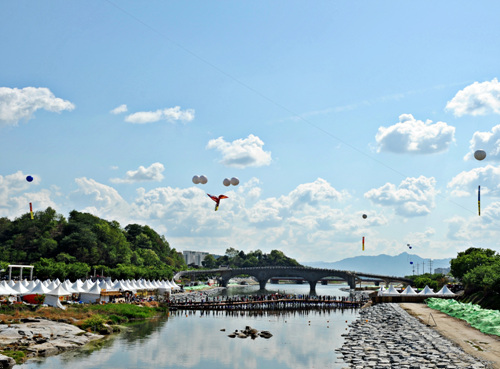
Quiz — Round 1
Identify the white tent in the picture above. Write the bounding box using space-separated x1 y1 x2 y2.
435 285 455 296
418 285 436 296
383 285 400 296
170 280 181 290
401 285 418 295
45 284 71 309
0 282 18 296
71 279 85 293
11 282 30 296
377 286 386 296
80 279 95 292
80 282 101 303
28 281 52 295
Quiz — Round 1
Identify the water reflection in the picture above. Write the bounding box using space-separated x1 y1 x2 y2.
17 285 357 369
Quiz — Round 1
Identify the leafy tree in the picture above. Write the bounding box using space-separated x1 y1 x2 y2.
450 247 498 280
202 254 217 269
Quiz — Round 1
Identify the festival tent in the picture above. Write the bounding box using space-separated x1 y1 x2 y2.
71 279 85 293
62 280 78 294
81 279 95 292
435 285 455 296
401 285 418 295
111 280 130 292
11 282 30 295
21 280 30 287
7 280 16 288
22 281 51 304
45 284 72 309
377 286 386 296
418 285 436 296
383 285 400 296
80 282 101 304
170 280 181 290
25 280 38 292
46 280 60 290
0 282 19 296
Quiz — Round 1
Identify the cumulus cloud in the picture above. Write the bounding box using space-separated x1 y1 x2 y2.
110 163 164 184
206 134 272 168
125 106 194 124
364 176 438 216
0 171 58 218
375 114 455 154
448 165 500 197
110 104 127 114
464 124 500 161
0 87 75 126
446 78 500 117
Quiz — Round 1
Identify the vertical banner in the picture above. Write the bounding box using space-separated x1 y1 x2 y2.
478 185 481 216
29 202 34 220
362 236 365 251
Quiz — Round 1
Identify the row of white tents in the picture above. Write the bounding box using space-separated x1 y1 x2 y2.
377 284 455 296
0 278 182 308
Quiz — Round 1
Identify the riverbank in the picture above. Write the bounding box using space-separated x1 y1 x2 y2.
0 303 167 366
0 318 103 367
339 303 496 368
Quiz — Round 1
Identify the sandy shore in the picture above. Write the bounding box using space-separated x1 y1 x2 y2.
400 303 500 369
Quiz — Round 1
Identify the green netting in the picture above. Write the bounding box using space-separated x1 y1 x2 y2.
426 298 500 336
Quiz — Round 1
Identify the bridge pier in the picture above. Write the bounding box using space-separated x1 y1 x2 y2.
258 279 267 290
308 280 317 294
346 275 356 290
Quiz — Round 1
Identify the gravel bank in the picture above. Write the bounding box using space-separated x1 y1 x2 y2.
338 303 491 369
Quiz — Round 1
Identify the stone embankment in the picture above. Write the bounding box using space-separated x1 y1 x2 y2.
0 318 103 368
338 303 490 369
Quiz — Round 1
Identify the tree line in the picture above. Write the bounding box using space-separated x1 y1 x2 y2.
0 207 186 280
201 247 302 269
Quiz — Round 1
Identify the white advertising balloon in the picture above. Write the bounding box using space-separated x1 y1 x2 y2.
223 178 231 186
199 175 208 184
192 175 200 184
230 177 239 186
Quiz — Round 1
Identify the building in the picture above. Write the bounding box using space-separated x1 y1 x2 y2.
434 267 450 275
183 251 209 267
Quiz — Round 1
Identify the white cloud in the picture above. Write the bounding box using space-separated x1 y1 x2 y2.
206 134 272 168
124 106 194 124
464 124 500 161
110 104 127 114
110 163 165 184
375 114 455 154
0 171 58 218
447 165 500 197
364 176 438 216
0 87 75 126
446 78 500 117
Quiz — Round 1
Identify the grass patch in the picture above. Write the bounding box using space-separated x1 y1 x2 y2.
1 350 26 364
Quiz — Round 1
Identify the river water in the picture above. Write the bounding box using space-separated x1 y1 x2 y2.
17 284 360 369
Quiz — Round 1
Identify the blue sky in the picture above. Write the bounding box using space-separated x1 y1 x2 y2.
1 1 500 265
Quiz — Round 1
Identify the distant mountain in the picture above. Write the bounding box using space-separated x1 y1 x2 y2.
303 252 451 277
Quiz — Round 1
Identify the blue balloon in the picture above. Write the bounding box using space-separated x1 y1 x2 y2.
26 176 33 182
410 261 413 265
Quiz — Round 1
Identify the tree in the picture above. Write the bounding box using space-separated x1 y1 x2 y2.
202 254 217 269
450 247 498 280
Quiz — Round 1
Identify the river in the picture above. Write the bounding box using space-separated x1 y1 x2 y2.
16 284 360 369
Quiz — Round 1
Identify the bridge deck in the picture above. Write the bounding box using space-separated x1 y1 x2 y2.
169 298 364 310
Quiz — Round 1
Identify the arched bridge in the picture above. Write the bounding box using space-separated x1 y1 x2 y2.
174 266 412 292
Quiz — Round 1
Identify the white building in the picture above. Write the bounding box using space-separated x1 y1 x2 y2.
183 251 209 267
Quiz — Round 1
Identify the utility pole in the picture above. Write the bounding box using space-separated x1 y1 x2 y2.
429 259 433 274
416 263 420 275
422 261 425 275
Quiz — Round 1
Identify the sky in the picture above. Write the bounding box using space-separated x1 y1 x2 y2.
1 1 500 266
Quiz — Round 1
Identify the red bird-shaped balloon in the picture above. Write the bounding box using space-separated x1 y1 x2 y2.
207 194 228 211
